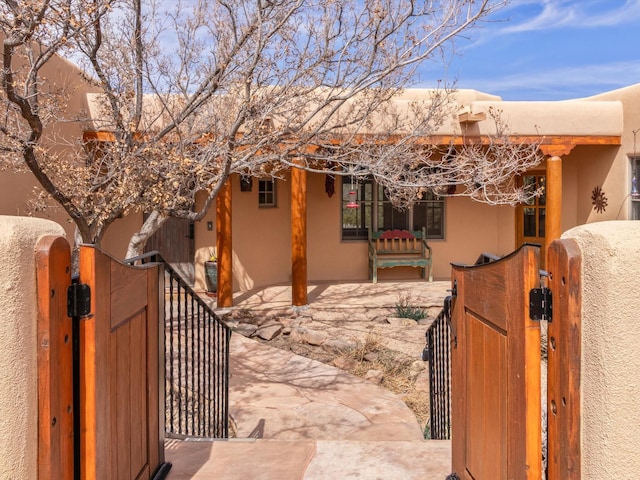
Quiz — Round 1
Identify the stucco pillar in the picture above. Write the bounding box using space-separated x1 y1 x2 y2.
0 216 66 479
216 180 233 307
546 155 562 262
291 165 308 306
561 221 640 479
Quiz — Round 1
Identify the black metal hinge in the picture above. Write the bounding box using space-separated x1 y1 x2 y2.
67 282 91 318
529 287 552 322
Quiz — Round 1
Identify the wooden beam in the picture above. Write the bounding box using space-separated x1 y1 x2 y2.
540 144 576 157
216 180 233 308
458 111 487 123
83 128 621 149
291 165 308 306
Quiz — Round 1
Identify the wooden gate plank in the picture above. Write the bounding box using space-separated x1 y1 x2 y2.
80 245 112 479
547 239 582 480
36 236 73 480
451 244 541 480
79 245 162 480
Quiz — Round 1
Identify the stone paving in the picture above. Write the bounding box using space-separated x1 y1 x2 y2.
165 280 453 479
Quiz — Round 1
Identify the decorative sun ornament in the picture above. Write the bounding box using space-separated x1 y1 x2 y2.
591 186 608 214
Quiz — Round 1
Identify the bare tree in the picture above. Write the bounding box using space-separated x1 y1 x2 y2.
1 0 540 259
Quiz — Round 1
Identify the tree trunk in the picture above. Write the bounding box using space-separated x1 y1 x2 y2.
125 211 168 259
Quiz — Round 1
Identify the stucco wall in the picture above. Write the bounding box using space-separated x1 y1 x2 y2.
192 172 513 290
562 221 640 478
0 216 66 479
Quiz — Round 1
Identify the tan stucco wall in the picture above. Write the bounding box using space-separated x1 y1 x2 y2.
561 221 640 478
192 172 515 290
0 48 134 259
0 216 66 479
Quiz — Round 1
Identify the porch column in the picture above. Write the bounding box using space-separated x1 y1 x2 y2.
546 155 563 257
216 179 233 307
291 164 308 306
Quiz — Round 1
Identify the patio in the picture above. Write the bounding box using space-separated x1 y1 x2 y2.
165 280 453 479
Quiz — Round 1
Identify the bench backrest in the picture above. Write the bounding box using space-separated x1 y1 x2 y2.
369 228 427 255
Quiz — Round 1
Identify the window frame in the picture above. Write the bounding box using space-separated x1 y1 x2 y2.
258 179 277 208
630 156 640 220
340 176 445 240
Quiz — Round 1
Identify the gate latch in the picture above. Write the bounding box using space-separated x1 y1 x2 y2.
529 287 552 322
67 282 91 318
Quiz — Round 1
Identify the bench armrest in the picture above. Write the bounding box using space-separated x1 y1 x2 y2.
368 239 377 258
422 238 432 258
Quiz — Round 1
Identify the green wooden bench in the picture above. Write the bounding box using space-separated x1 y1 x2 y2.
368 228 433 283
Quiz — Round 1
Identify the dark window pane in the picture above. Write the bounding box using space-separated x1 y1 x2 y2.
342 178 444 240
258 179 276 207
538 208 546 237
538 176 546 206
342 176 372 240
523 176 536 205
524 207 536 237
413 203 427 231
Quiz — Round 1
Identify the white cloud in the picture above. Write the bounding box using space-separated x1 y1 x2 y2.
499 0 640 33
457 60 640 100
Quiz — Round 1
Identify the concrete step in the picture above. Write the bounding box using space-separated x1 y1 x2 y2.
165 437 451 479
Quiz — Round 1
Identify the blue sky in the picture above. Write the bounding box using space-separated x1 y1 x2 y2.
418 0 640 101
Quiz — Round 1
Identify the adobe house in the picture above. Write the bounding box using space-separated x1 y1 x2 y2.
2 53 639 306
184 87 635 306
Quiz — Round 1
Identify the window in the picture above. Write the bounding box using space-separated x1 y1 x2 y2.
341 178 374 239
258 179 277 207
522 175 546 238
341 177 445 240
631 157 640 220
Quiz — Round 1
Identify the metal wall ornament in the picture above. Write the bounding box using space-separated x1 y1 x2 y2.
240 175 253 192
591 185 608 213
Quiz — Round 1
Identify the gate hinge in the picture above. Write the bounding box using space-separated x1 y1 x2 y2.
529 287 552 322
67 282 91 318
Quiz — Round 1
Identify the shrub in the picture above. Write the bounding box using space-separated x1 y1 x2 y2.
394 294 426 320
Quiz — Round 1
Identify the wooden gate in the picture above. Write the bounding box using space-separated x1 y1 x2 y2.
146 217 194 285
450 244 542 479
37 237 165 479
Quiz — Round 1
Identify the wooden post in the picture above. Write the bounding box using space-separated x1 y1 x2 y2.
546 155 563 259
546 238 582 480
36 236 74 480
291 165 308 306
216 180 233 308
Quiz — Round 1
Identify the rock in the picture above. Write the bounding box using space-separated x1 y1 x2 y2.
290 327 327 346
234 322 258 337
256 324 283 341
414 371 430 393
230 308 255 320
363 352 379 362
323 338 357 352
333 356 359 371
371 315 389 324
365 369 384 384
387 316 418 326
248 315 277 326
224 319 240 329
409 360 425 379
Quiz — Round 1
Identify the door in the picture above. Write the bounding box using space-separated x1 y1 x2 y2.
146 217 194 284
79 245 163 479
516 173 547 267
450 244 542 480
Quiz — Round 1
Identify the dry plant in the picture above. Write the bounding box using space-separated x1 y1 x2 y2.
342 332 430 429
1 0 545 261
